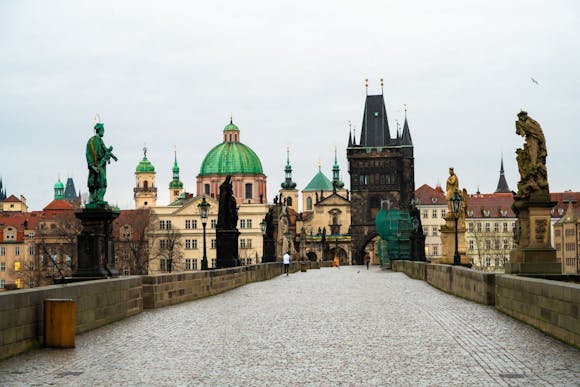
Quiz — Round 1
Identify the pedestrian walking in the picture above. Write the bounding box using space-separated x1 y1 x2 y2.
332 256 340 269
283 251 291 276
364 254 370 270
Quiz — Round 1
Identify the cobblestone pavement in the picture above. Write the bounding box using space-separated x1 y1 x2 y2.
1 267 579 386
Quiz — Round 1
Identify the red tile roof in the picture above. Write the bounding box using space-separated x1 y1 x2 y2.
3 195 21 203
43 199 74 212
415 184 446 205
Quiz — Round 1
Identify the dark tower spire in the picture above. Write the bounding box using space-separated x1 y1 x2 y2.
332 146 344 189
400 104 413 146
495 155 511 193
359 91 391 147
347 121 353 147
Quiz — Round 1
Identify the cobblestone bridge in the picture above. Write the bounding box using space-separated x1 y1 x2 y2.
1 267 579 386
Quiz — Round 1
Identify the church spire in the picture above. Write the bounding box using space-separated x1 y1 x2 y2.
495 155 511 193
169 147 184 202
281 146 297 190
332 146 344 189
347 121 353 147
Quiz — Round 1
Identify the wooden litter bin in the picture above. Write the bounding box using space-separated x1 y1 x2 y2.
300 262 307 272
44 299 76 348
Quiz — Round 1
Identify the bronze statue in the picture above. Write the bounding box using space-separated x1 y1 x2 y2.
445 167 459 213
86 122 117 207
515 111 549 200
217 175 238 229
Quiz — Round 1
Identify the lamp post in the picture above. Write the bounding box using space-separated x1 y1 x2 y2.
260 219 267 263
450 190 462 266
198 197 210 270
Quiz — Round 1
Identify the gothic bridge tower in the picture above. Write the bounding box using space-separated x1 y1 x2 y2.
347 81 415 264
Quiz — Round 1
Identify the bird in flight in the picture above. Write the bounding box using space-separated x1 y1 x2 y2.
530 77 539 85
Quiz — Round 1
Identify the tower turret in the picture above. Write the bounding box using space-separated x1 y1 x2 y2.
54 178 65 200
495 155 511 193
332 146 345 190
279 147 298 209
169 148 184 203
134 147 157 208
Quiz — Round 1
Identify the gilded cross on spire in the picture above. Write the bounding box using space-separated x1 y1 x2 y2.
143 146 147 158
380 78 384 95
365 78 368 95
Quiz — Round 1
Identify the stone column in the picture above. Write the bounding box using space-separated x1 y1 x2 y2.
439 214 468 265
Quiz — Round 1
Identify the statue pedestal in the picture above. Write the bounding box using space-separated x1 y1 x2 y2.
216 228 240 268
506 200 560 275
73 208 120 279
439 216 469 265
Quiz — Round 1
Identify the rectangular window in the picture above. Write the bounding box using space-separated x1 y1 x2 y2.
192 259 198 270
211 219 217 229
192 220 198 229
185 259 191 270
503 239 509 249
494 223 499 232
185 239 192 249
468 240 474 250
468 223 474 232
240 219 246 229
485 223 491 232
423 226 428 235
503 222 508 232
477 223 482 232
494 239 500 250
422 210 428 219
245 183 253 199
0 247 4 256
441 209 446 218
431 227 438 236
29 246 34 256
15 246 20 256
15 279 21 289
0 279 5 288
192 239 198 249
28 232 35 239
160 259 166 271
433 246 439 256
0 262 5 271
14 261 21 271
204 184 210 194
166 220 172 229
211 239 216 249
432 210 437 218
185 220 191 229
240 239 246 249
159 220 166 230
247 239 252 248
159 240 167 249
484 240 491 249
211 258 216 268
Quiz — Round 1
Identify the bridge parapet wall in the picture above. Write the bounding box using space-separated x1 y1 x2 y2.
0 277 142 361
496 275 580 348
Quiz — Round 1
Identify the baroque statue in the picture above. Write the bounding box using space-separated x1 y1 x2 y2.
86 122 117 208
445 167 459 213
515 111 549 201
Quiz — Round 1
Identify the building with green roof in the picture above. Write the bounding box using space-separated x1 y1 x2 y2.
134 148 157 208
196 119 267 204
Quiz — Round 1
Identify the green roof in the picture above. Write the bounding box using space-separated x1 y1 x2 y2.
169 180 183 189
223 122 239 132
136 157 155 173
54 180 65 189
303 170 333 191
199 142 263 176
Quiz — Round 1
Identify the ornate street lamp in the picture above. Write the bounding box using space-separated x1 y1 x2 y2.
450 190 462 266
260 219 267 263
198 197 210 270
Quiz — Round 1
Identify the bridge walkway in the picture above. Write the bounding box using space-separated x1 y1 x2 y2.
0 266 578 385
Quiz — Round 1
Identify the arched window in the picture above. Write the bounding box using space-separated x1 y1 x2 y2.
245 183 252 199
306 197 312 210
143 180 148 189
286 197 293 206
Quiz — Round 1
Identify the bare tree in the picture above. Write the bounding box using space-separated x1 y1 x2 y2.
113 209 151 275
467 221 512 271
149 214 184 273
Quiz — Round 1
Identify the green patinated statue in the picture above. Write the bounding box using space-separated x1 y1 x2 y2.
86 122 117 208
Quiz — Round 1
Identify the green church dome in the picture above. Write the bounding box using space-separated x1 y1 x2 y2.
136 156 155 173
54 180 65 190
199 142 263 176
223 122 239 132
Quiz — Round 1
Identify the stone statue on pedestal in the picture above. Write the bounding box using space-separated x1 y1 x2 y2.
216 175 240 268
445 167 459 214
507 111 559 275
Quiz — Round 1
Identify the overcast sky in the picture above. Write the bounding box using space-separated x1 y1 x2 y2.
1 1 579 211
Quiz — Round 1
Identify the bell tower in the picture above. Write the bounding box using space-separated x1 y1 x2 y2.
169 148 184 203
134 147 157 208
279 147 299 210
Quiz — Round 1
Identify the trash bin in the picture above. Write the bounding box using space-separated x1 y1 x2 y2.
44 299 75 348
300 262 307 272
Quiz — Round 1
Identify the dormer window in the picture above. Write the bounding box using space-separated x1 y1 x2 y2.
431 197 438 204
500 209 508 217
483 209 491 217
558 208 564 216
467 210 474 217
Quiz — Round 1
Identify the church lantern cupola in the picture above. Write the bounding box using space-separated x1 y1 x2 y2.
169 148 184 203
54 178 65 200
134 147 157 209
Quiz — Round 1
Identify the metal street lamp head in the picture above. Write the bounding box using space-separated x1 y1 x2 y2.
450 190 462 218
198 197 210 222
260 219 267 236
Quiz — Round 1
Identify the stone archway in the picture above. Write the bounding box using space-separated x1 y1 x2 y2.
306 251 318 262
352 231 378 264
